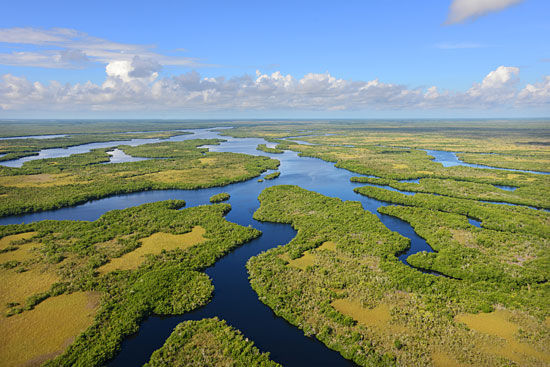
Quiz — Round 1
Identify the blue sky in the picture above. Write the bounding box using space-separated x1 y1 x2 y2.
0 0 549 118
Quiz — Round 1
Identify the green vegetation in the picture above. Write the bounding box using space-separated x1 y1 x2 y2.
256 144 284 154
351 176 549 209
224 120 550 174
146 317 280 367
457 151 550 172
1 291 100 367
0 131 189 161
0 139 279 217
0 200 261 366
248 185 549 366
2 121 549 366
377 205 549 284
354 186 550 236
210 192 231 203
264 172 280 180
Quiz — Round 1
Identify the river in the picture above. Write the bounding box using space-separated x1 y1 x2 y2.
0 129 544 366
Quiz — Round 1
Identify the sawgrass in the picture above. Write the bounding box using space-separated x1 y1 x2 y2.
331 299 392 329
286 251 316 270
140 166 248 185
0 173 80 187
455 310 550 365
430 352 464 367
280 241 338 270
0 241 39 263
0 266 59 313
0 232 37 249
318 241 337 251
0 291 101 367
98 226 206 274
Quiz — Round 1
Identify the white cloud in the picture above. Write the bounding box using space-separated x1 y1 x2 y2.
518 76 550 105
467 66 519 99
446 0 524 24
105 56 160 84
0 66 548 113
0 27 203 69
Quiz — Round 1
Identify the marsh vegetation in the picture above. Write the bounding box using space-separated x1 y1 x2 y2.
0 120 548 366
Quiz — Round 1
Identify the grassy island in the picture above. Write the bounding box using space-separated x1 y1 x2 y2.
248 185 549 366
0 200 261 366
0 139 279 217
256 144 284 154
146 318 280 367
210 192 231 203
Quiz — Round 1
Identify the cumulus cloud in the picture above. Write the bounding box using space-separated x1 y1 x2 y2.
0 27 203 69
518 76 550 105
0 66 548 113
446 0 524 24
105 56 161 84
467 66 519 103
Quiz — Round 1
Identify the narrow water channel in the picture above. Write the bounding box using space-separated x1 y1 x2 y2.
0 129 538 366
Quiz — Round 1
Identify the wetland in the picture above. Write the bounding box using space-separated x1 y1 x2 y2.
0 120 548 366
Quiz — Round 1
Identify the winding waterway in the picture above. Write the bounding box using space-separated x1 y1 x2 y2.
0 129 220 167
0 129 544 366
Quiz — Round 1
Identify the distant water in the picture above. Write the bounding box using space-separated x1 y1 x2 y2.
0 134 67 140
424 149 550 175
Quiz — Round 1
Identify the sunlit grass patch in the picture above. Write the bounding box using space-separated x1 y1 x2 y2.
331 299 391 329
98 226 207 274
431 351 464 367
199 157 218 165
0 266 58 312
286 251 315 270
455 310 550 365
141 167 249 184
0 291 100 367
0 173 79 187
392 164 408 169
0 241 39 263
317 241 337 251
0 232 37 249
279 242 338 270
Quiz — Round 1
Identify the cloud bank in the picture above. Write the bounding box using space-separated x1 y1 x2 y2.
0 66 548 113
0 27 203 69
446 0 524 24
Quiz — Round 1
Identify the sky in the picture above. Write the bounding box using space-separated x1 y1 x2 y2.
0 0 549 119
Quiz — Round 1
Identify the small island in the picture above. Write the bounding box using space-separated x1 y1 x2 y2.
264 172 280 180
256 144 284 154
209 192 231 203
